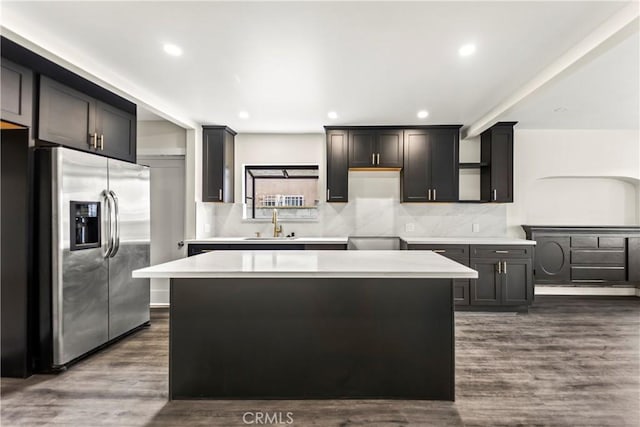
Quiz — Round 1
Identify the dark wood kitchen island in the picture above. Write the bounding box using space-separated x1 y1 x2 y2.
133 250 477 401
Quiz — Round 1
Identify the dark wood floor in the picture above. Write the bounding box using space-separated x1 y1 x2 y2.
2 296 639 426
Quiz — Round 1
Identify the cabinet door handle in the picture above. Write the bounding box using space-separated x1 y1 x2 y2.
495 250 509 254
433 249 446 253
492 189 497 201
428 188 432 201
433 188 437 201
497 262 502 274
90 132 98 149
372 153 375 165
98 134 104 150
376 153 380 165
503 261 507 274
218 189 223 201
327 188 330 200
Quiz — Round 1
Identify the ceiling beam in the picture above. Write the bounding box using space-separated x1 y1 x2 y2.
462 3 640 139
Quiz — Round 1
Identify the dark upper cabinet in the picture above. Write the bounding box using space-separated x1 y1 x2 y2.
38 76 95 150
38 76 136 163
1 59 33 127
202 126 235 203
401 127 460 202
326 129 349 202
95 101 136 161
348 128 403 168
481 122 516 203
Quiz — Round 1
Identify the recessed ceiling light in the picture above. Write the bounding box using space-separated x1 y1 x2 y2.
417 110 429 119
163 43 183 57
458 43 476 57
238 111 250 119
327 111 338 119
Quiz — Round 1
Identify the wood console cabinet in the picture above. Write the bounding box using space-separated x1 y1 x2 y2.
523 225 640 285
202 126 236 203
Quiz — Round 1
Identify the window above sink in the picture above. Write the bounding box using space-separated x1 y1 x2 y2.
243 165 320 221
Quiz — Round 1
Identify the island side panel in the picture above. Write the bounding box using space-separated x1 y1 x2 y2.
169 277 454 400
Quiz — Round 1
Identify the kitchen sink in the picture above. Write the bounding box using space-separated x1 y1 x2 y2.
243 237 298 240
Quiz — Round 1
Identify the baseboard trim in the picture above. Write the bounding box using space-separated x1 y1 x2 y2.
536 286 639 297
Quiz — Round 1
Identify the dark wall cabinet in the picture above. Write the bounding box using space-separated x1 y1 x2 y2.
1 58 33 127
523 226 640 285
348 128 403 168
470 245 533 307
38 76 136 163
481 122 515 202
202 126 236 203
402 127 460 202
326 129 349 202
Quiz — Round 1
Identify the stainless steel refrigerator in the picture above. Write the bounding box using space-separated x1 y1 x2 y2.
34 147 150 370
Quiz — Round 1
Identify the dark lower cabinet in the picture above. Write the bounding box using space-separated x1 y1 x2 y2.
326 129 349 202
470 257 532 307
629 237 640 282
453 280 470 305
202 126 235 203
1 58 33 127
470 260 501 306
188 243 347 256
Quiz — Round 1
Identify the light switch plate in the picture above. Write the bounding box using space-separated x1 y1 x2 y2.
472 223 480 233
204 223 211 233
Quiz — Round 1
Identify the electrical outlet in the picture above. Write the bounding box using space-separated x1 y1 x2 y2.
472 223 480 233
204 223 211 233
405 223 415 232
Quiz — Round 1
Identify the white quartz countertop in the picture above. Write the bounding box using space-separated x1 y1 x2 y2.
132 250 478 279
185 237 348 244
401 237 536 245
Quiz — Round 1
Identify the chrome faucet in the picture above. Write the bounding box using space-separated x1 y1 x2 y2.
272 209 282 237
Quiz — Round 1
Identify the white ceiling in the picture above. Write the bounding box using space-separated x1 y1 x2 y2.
1 1 638 133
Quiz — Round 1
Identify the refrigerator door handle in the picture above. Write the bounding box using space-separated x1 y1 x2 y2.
102 190 114 258
109 190 121 257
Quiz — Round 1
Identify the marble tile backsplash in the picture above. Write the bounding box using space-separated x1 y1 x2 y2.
197 200 506 238
196 173 507 238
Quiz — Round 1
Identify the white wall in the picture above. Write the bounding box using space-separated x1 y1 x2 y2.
137 120 186 156
508 129 640 236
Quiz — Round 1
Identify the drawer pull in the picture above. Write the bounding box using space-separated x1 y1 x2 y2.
200 249 215 253
433 250 446 253
494 250 509 254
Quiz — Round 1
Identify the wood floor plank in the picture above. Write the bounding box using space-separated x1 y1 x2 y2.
1 297 638 426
